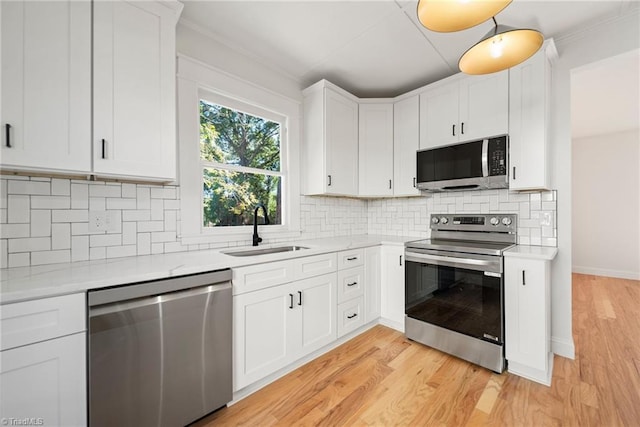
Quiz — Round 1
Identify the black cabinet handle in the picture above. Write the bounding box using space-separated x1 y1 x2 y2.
513 166 516 180
289 293 294 309
522 271 526 286
388 179 392 189
413 177 416 188
452 124 456 136
399 255 403 266
327 175 332 186
461 122 464 134
5 124 11 148
347 313 358 319
101 139 106 159
347 281 358 287
298 290 302 306
347 257 357 261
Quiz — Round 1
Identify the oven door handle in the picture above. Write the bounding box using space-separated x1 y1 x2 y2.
405 251 501 274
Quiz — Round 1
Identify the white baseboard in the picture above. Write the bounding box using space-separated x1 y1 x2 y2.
572 266 640 280
552 336 575 359
378 317 404 333
508 352 554 386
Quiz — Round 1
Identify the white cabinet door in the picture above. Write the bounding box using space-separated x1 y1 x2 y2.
0 333 86 426
364 246 382 322
0 0 91 174
509 46 551 190
393 95 421 196
93 0 180 181
297 273 337 357
459 71 509 142
325 88 359 195
233 285 296 390
381 245 405 329
505 257 549 371
359 103 394 197
419 81 459 149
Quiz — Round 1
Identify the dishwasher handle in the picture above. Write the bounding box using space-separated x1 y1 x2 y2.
88 269 232 307
89 282 231 317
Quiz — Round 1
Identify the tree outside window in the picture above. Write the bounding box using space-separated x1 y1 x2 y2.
200 100 283 227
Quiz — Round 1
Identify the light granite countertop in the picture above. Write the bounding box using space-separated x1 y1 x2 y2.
504 245 558 261
0 234 418 304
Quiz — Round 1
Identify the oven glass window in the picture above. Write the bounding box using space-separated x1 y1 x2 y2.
405 261 502 344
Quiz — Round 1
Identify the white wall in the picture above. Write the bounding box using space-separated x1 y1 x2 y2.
572 130 640 279
176 22 303 103
550 7 640 358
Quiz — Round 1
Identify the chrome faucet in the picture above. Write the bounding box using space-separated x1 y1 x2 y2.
252 204 270 246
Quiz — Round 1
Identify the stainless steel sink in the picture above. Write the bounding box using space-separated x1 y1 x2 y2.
222 245 309 257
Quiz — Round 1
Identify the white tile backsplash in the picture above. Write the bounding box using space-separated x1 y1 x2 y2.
1 176 558 268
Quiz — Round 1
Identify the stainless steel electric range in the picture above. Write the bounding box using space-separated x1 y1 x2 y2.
404 213 517 372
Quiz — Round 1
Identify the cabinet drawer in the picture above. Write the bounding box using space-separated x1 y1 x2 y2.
337 266 364 304
337 296 364 338
1 293 86 351
293 253 337 280
232 260 294 295
337 249 364 270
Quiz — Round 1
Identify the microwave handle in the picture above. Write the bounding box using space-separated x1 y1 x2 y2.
481 139 489 177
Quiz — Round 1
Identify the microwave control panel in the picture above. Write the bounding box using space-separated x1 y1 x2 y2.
487 137 507 176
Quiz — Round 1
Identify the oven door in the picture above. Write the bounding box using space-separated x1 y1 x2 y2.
404 249 503 344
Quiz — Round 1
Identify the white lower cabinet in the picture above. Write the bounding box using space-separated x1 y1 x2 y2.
298 274 338 356
0 333 87 425
0 293 87 425
233 272 337 391
364 246 382 322
337 296 364 337
505 255 553 385
381 245 405 330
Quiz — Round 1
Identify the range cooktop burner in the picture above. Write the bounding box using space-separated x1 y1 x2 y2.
405 238 515 256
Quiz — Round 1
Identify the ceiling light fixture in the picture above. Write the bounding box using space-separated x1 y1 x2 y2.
458 17 544 75
417 0 512 33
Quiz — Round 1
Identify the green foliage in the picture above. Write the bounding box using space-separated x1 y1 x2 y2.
200 101 282 227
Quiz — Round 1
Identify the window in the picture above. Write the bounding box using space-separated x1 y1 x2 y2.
177 56 300 243
199 98 285 228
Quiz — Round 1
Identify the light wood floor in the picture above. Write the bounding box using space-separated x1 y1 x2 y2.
196 274 640 426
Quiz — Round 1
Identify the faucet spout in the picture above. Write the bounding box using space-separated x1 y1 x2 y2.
252 204 270 246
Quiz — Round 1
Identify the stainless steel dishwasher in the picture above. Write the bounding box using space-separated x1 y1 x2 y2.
88 269 232 427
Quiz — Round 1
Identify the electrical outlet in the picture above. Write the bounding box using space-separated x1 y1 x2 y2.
540 212 553 227
89 211 108 232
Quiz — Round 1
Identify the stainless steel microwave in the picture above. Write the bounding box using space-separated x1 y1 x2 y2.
416 135 508 192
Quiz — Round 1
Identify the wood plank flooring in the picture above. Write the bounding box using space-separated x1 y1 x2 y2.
195 274 640 426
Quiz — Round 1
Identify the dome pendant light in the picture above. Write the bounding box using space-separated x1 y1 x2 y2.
458 17 544 75
417 0 512 33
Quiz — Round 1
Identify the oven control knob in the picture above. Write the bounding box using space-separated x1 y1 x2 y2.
502 217 512 226
490 217 500 226
431 217 439 224
440 217 449 225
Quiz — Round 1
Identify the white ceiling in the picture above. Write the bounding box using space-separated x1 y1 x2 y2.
180 0 638 97
571 49 640 139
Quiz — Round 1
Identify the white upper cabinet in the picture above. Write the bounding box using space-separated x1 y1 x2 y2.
420 71 509 149
393 95 421 196
419 79 460 149
359 103 394 197
509 41 556 191
303 80 359 196
93 1 182 181
1 0 91 174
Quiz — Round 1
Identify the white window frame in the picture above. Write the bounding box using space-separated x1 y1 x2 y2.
177 55 301 245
